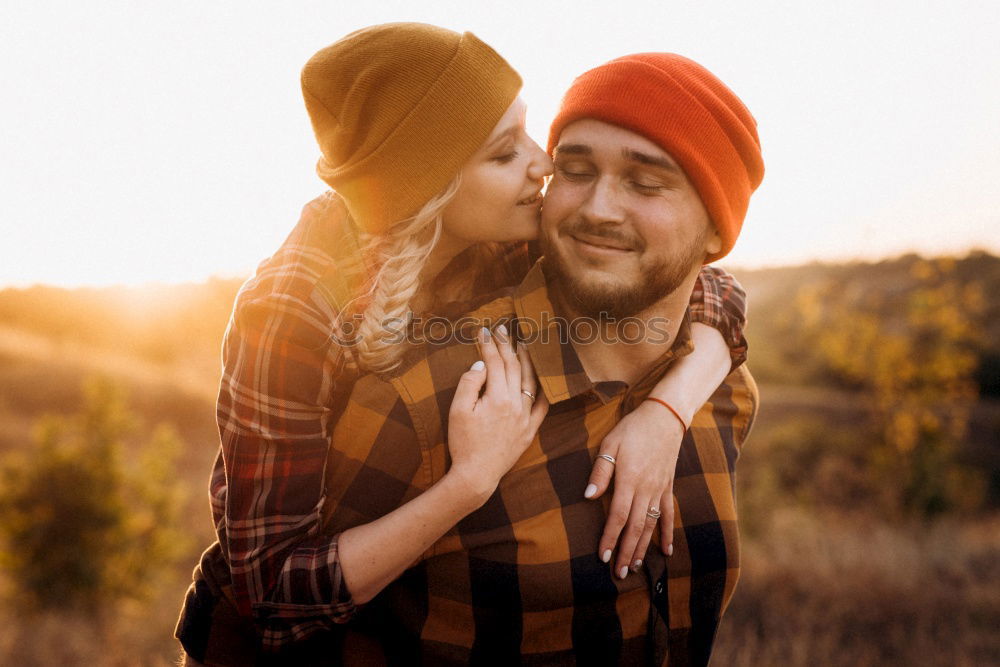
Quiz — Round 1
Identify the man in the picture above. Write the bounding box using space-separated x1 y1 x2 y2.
179 52 762 666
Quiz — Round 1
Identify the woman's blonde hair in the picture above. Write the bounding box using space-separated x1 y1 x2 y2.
342 175 463 374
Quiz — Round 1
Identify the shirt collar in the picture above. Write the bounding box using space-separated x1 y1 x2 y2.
512 259 694 405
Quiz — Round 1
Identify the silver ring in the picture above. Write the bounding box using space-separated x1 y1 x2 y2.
521 389 536 402
646 506 662 520
598 454 616 465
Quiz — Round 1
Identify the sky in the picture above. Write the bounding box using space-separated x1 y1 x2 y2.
2 0 998 288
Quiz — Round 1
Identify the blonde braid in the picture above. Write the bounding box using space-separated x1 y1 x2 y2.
349 175 462 374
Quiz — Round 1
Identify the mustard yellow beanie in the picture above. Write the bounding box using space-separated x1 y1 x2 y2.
301 23 522 234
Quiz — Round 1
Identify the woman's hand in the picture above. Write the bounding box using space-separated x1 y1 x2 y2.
340 326 547 606
587 322 733 578
447 325 548 503
586 400 684 579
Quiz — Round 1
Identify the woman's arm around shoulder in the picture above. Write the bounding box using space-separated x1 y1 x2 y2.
584 265 749 580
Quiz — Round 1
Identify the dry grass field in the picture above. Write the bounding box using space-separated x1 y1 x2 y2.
0 256 997 665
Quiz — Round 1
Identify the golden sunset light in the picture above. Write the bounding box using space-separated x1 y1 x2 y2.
2 1 998 288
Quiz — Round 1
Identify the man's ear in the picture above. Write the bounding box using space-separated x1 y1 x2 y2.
705 227 722 255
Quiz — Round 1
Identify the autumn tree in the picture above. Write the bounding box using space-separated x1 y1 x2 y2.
796 257 986 516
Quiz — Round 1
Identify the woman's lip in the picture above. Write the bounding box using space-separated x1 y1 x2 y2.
517 192 543 206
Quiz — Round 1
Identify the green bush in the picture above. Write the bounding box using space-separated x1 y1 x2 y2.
0 378 187 613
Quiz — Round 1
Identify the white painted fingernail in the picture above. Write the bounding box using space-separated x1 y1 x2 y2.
601 549 612 563
497 323 508 336
470 360 485 371
619 566 629 579
584 484 597 499
631 560 642 572
667 544 674 557
481 327 491 340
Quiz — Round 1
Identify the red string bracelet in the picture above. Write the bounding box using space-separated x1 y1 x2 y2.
644 397 688 431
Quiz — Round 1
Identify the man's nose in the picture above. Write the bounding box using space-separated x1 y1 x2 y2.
579 177 625 225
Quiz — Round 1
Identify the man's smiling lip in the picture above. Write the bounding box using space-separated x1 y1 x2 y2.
569 233 635 253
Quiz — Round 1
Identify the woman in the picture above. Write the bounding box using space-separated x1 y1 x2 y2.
177 23 747 664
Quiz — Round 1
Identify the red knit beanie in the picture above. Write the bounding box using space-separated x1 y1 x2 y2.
547 53 764 262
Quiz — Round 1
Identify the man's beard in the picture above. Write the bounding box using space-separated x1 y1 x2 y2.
541 219 707 320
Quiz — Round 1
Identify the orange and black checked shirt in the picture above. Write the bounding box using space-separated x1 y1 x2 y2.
175 192 751 665
293 261 758 665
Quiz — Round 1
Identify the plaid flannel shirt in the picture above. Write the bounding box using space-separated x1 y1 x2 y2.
176 192 750 663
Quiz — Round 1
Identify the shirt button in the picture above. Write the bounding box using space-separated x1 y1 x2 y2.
655 581 664 594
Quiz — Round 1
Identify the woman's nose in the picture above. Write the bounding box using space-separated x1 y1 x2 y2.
526 137 554 180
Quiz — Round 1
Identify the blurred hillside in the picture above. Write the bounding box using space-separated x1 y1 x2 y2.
739 249 1000 395
5 251 999 396
0 252 998 664
0 279 244 663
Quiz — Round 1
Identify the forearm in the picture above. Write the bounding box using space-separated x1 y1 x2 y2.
648 322 731 426
689 265 749 372
338 471 489 604
220 439 489 646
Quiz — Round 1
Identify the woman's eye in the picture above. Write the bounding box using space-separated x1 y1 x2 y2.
492 150 520 164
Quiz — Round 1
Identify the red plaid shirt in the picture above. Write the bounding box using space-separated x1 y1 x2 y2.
181 192 749 656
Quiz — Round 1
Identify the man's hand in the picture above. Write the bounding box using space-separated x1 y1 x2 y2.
585 399 683 578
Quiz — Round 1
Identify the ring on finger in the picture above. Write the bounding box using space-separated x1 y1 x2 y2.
646 506 662 520
521 389 536 402
598 454 616 466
